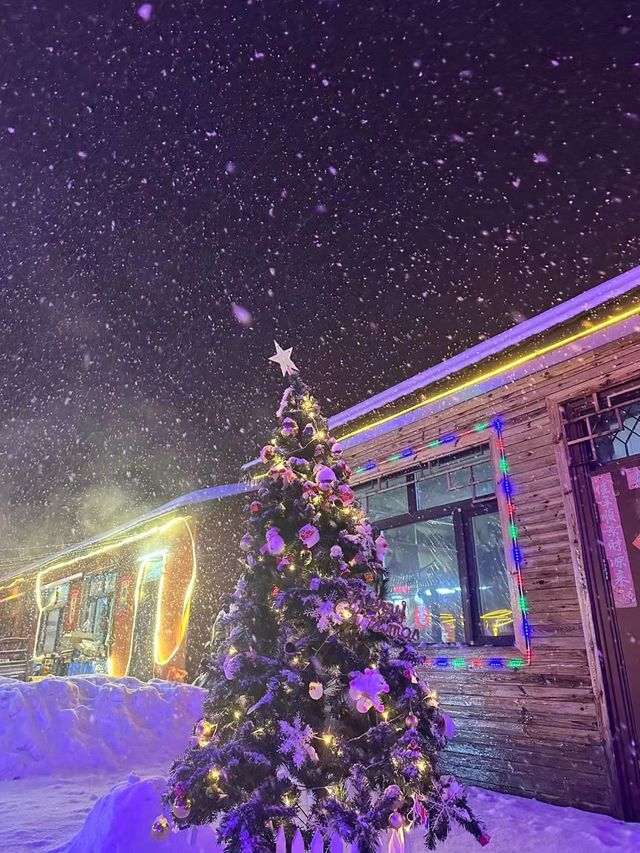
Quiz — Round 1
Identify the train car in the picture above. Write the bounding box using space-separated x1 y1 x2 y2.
0 484 247 682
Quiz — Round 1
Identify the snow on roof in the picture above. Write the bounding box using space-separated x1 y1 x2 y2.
4 482 251 581
329 264 640 432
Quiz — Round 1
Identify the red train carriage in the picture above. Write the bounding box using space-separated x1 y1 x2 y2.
0 485 247 682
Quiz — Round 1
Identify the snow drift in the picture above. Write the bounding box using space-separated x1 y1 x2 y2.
64 773 221 853
0 675 204 780
2 676 640 852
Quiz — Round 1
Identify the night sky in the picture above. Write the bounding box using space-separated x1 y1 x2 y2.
1 1 639 557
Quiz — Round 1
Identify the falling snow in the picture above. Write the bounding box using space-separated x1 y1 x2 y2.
0 1 639 556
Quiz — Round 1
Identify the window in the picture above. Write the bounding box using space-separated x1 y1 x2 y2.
82 571 116 648
564 386 640 465
37 581 70 655
354 444 513 646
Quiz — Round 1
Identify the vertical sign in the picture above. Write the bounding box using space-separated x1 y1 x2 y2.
592 473 638 608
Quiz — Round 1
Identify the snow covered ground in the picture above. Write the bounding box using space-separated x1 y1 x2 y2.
1 675 639 852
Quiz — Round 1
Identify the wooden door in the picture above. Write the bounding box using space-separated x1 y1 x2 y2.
563 386 640 820
591 460 640 748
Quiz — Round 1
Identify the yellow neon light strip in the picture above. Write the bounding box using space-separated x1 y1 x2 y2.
153 519 197 667
32 515 187 661
123 553 156 678
338 304 640 442
0 590 24 604
0 576 24 594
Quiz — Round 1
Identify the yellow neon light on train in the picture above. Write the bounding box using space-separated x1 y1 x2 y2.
153 519 197 667
338 304 640 442
0 576 24 593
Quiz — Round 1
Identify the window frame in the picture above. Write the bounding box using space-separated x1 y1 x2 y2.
355 444 515 647
36 582 69 656
82 570 116 645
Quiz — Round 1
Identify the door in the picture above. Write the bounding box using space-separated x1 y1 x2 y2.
563 385 640 820
591 460 640 744
128 555 165 681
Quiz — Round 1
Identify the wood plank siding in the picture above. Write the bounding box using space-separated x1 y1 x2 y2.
342 330 640 815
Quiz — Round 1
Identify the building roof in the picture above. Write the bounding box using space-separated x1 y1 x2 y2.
0 482 251 583
328 264 640 448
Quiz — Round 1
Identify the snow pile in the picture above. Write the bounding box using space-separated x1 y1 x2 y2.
63 775 640 853
0 675 204 780
2 676 640 852
64 773 220 853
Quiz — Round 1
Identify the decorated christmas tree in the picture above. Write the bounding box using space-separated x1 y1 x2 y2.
156 349 488 851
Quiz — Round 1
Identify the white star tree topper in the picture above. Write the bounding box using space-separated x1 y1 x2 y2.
269 341 299 376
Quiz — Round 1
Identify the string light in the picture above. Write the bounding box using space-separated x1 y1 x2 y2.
339 303 640 443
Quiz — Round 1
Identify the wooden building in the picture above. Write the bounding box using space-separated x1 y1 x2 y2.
324 266 640 820
1 265 639 819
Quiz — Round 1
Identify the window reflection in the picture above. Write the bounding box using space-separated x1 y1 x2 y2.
472 513 513 637
383 517 465 643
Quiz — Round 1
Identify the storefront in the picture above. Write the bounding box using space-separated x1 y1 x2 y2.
328 266 640 818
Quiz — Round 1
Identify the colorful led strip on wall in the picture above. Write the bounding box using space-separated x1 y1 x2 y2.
353 417 531 670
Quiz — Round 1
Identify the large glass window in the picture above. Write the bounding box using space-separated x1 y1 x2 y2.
356 444 514 646
384 516 465 643
37 581 70 655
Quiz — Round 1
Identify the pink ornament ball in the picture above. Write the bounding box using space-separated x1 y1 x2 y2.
298 523 320 547
388 811 405 830
260 444 275 463
281 417 298 437
315 465 337 491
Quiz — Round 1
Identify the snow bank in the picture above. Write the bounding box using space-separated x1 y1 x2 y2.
62 774 640 853
0 675 204 780
64 773 221 853
3 676 640 852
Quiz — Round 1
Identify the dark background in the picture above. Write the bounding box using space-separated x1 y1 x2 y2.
1 0 639 558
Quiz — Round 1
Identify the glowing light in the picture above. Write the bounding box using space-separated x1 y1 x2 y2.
30 514 193 673
352 416 532 668
153 529 197 667
0 576 24 594
338 304 640 442
0 589 23 604
322 733 334 745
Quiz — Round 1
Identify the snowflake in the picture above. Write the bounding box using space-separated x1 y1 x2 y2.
278 715 319 769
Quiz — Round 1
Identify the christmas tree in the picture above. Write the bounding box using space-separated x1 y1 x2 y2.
156 364 488 851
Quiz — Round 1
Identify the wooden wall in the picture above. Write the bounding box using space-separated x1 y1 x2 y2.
342 330 640 815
